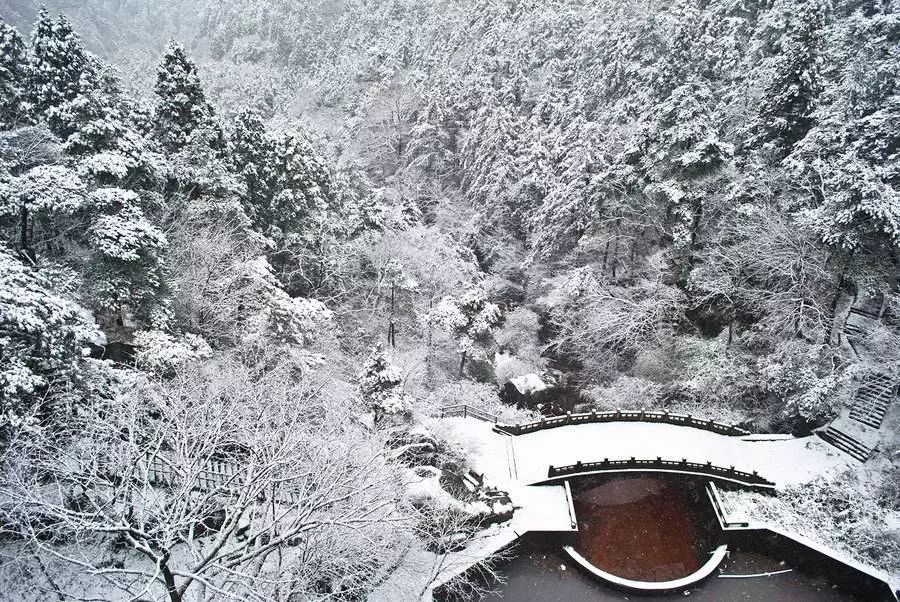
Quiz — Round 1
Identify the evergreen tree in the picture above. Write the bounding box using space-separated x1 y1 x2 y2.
47 65 136 157
153 41 215 151
754 0 830 151
84 187 168 322
358 342 408 424
0 247 96 434
645 81 733 278
229 107 276 228
0 20 28 129
26 10 92 117
431 286 501 375
268 129 334 234
2 164 86 263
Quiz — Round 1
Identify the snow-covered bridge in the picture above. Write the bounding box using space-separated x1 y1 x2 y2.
449 413 853 490
375 410 858 601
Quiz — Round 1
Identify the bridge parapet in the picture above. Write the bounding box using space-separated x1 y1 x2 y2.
494 409 749 437
545 456 775 490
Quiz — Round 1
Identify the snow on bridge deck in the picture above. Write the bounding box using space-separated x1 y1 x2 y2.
445 418 854 489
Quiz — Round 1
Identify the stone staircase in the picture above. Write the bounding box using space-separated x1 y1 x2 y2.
817 373 897 462
849 372 896 429
818 424 876 462
817 292 897 462
844 306 881 338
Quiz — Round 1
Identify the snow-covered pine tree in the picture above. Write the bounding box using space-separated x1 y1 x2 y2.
461 103 525 235
83 187 168 324
153 41 215 152
2 163 86 263
47 64 136 158
229 107 276 228
779 2 900 257
431 286 501 375
358 342 408 424
754 0 830 151
0 247 97 434
268 128 334 234
0 20 28 129
25 9 93 117
645 81 733 279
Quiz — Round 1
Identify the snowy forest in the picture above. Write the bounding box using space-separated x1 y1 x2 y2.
0 0 898 600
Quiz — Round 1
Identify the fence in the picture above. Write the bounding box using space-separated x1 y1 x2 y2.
546 457 775 489
144 455 303 505
439 404 499 423
146 454 240 490
493 409 749 437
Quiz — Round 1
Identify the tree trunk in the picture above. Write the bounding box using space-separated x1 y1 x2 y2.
602 239 611 274
160 558 182 602
610 239 619 279
388 281 397 348
19 203 35 265
459 350 467 377
828 272 846 346
687 198 703 269
426 295 435 387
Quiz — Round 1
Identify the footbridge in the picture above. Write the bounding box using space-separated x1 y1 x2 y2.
384 406 866 601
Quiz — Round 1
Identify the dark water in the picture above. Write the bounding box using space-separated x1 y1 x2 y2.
571 476 718 581
480 548 861 601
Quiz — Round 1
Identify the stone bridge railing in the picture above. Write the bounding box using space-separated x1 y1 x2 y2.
494 409 749 437
439 404 499 423
546 457 775 490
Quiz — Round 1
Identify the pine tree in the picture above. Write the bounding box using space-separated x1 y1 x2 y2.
84 187 168 323
0 20 28 129
358 342 408 424
229 107 276 227
47 65 135 157
0 247 96 433
2 164 86 263
26 10 92 116
755 0 830 151
431 286 501 375
268 129 334 234
153 41 215 151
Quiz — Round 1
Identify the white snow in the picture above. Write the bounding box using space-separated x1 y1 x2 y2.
447 419 852 488
509 372 550 395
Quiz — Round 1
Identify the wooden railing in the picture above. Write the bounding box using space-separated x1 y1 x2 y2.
546 457 775 489
439 404 499 423
144 455 303 505
493 409 749 436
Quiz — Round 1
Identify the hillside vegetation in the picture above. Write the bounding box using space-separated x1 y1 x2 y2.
0 0 898 598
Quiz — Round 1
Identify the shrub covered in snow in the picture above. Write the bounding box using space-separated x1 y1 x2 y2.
724 470 900 574
133 330 212 375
